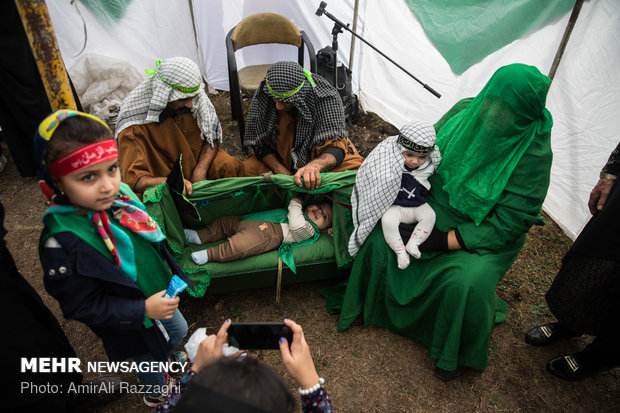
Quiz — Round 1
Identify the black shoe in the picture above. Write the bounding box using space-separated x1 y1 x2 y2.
546 353 615 381
434 366 465 381
525 322 578 346
169 350 189 379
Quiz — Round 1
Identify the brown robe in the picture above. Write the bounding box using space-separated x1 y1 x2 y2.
117 112 243 192
241 110 364 176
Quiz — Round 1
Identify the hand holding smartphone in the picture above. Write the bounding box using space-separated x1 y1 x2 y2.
227 322 293 350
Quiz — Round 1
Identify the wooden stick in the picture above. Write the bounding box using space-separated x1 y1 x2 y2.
276 257 283 305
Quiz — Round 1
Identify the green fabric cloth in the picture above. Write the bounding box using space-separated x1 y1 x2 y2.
240 208 288 223
277 218 320 274
78 0 132 25
435 64 552 226
143 172 357 297
405 0 575 74
337 66 553 371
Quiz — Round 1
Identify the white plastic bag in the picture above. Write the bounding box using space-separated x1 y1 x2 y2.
69 53 143 129
184 328 243 363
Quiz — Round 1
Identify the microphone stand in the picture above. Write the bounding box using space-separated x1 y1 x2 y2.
330 16 344 91
315 1 441 98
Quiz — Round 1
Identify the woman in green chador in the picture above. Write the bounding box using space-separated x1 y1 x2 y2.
339 63 554 380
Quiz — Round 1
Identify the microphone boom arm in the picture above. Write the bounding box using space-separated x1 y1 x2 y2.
315 1 440 98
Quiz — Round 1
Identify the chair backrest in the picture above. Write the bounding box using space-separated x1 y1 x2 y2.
226 12 317 147
231 13 301 51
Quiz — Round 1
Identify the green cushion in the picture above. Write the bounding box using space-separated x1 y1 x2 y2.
143 173 356 297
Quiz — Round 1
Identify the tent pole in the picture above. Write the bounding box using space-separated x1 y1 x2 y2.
187 0 216 95
548 0 584 83
349 0 360 68
14 0 77 110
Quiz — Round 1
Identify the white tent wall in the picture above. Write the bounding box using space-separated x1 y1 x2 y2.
46 0 200 76
544 0 620 239
193 0 362 92
356 0 569 126
44 0 619 240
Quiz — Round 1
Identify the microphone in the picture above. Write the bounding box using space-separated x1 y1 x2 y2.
315 1 327 16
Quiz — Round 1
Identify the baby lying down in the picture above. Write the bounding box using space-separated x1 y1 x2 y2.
184 197 333 265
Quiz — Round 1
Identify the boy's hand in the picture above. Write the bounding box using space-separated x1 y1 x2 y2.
145 290 179 320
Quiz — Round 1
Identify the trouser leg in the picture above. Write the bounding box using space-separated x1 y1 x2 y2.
381 205 411 269
381 205 406 254
207 220 284 262
133 309 187 395
196 216 240 243
404 203 436 257
206 149 245 179
240 155 271 177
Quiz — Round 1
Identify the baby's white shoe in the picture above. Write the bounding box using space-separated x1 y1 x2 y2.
406 243 421 259
184 229 201 245
191 250 209 265
396 251 410 270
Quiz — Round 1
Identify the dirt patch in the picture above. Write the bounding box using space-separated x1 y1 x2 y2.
3 91 619 412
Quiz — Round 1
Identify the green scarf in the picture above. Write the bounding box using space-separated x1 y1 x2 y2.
40 206 171 329
435 63 553 225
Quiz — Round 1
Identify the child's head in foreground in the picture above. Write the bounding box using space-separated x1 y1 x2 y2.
177 356 295 413
36 110 119 211
304 200 333 232
398 120 436 170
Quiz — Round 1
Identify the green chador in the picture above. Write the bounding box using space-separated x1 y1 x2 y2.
338 64 554 371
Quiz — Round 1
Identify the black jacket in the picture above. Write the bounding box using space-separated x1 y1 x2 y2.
41 231 191 362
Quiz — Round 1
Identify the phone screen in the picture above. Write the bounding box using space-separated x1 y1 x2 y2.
228 322 293 350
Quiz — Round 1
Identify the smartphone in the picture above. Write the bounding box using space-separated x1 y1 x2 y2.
227 322 293 350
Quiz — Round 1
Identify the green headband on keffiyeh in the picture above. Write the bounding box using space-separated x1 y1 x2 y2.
157 77 200 94
266 68 316 99
145 59 201 94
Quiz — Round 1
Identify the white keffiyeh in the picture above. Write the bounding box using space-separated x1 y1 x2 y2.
115 57 222 146
348 120 441 256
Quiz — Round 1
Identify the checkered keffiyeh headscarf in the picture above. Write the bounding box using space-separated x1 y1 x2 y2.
244 61 347 171
115 57 222 145
348 120 441 256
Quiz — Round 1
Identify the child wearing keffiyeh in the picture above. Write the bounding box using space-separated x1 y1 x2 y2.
35 110 192 407
349 120 441 269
